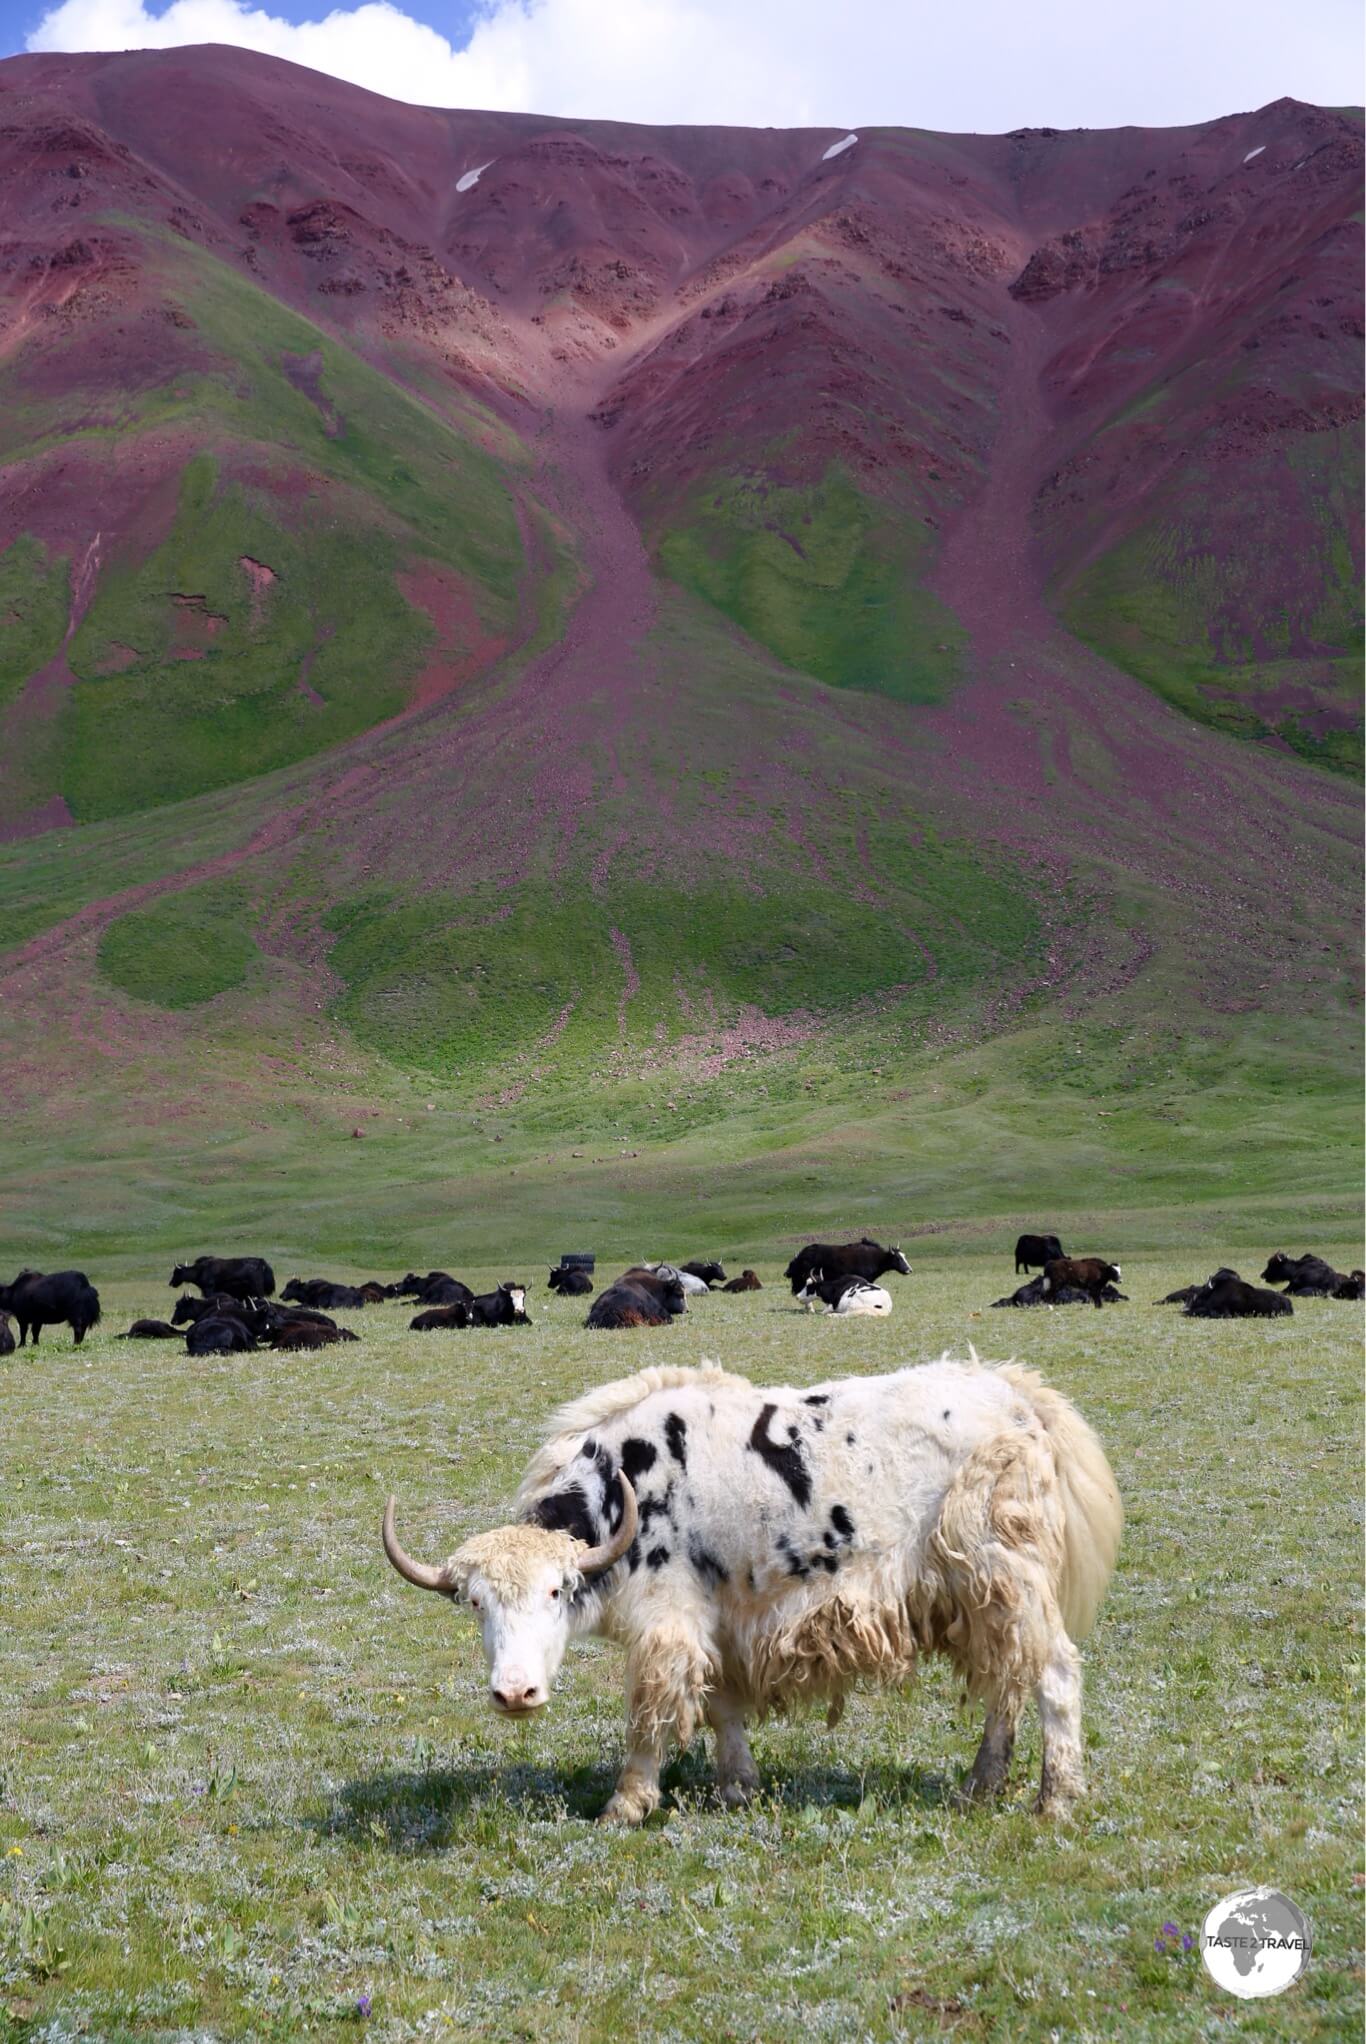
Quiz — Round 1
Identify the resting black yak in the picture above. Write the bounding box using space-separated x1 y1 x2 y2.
117 1319 182 1339
411 1303 472 1331
1185 1274 1292 1319
549 1266 594 1296
587 1270 686 1329
186 1313 258 1354
723 1270 763 1292
680 1260 728 1287
992 1277 1096 1308
1261 1252 1350 1297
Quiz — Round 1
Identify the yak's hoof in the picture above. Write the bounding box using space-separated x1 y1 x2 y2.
719 1774 760 1810
1034 1785 1082 1818
597 1788 659 1827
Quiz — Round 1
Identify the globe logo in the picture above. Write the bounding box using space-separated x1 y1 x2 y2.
1201 1888 1311 1998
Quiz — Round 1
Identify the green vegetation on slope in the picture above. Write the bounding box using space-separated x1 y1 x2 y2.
0 534 69 711
1063 430 1364 776
97 876 259 1008
63 456 425 820
0 230 533 821
324 845 1039 1081
658 466 964 703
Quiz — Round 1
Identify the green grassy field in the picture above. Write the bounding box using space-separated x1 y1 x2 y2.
4 1253 1361 2040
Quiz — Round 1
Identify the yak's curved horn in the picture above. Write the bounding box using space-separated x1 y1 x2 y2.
576 1475 638 1577
382 1495 453 1593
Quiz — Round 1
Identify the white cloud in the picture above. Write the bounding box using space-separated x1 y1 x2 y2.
24 0 1365 132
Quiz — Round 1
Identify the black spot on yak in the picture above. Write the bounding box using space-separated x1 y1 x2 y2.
621 1437 658 1482
664 1413 688 1468
626 1539 641 1574
802 1393 829 1405
811 1553 838 1574
943 1409 951 1421
638 1483 675 1534
830 1505 855 1543
526 1485 597 1546
646 1544 670 1570
846 1432 856 1447
688 1539 729 1587
749 1403 812 1507
775 1533 810 1580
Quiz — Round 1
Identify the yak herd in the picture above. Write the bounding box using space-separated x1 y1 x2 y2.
0 1235 1360 1353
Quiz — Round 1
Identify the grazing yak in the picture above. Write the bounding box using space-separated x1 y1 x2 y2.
549 1266 594 1296
587 1270 686 1330
469 1284 531 1327
1261 1252 1350 1297
1014 1233 1064 1275
1184 1273 1292 1319
383 1357 1122 1824
170 1255 275 1302
1041 1257 1122 1309
785 1238 911 1296
723 1270 763 1292
0 1269 102 1346
0 1312 13 1356
680 1261 728 1288
117 1319 182 1340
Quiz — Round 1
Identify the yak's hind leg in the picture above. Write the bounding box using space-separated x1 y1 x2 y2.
1035 1627 1085 1814
706 1689 760 1809
599 1621 716 1826
930 1421 1085 1815
958 1705 1018 1804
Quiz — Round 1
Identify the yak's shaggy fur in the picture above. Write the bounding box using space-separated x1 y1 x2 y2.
421 1356 1125 1822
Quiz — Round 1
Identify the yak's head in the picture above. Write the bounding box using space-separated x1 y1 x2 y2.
888 1245 912 1276
498 1283 529 1318
383 1481 637 1716
169 1265 192 1288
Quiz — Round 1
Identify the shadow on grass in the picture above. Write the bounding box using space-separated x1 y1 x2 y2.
317 1752 954 1850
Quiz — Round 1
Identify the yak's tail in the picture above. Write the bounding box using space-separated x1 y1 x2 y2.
998 1365 1122 1641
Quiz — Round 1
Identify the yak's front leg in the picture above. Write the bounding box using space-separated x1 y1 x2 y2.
599 1623 714 1826
707 1690 760 1809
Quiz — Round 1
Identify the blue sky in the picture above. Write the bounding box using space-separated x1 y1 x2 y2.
4 0 1362 131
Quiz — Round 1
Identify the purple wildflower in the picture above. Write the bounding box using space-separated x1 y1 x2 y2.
1182 1934 1195 1952
356 1994 371 2019
1162 1923 1179 1939
1154 1937 1165 1953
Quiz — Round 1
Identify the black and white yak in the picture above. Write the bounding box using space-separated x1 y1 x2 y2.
383 1356 1122 1825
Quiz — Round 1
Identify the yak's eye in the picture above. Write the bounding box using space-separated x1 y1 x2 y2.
550 1587 560 1601
470 1595 481 1611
